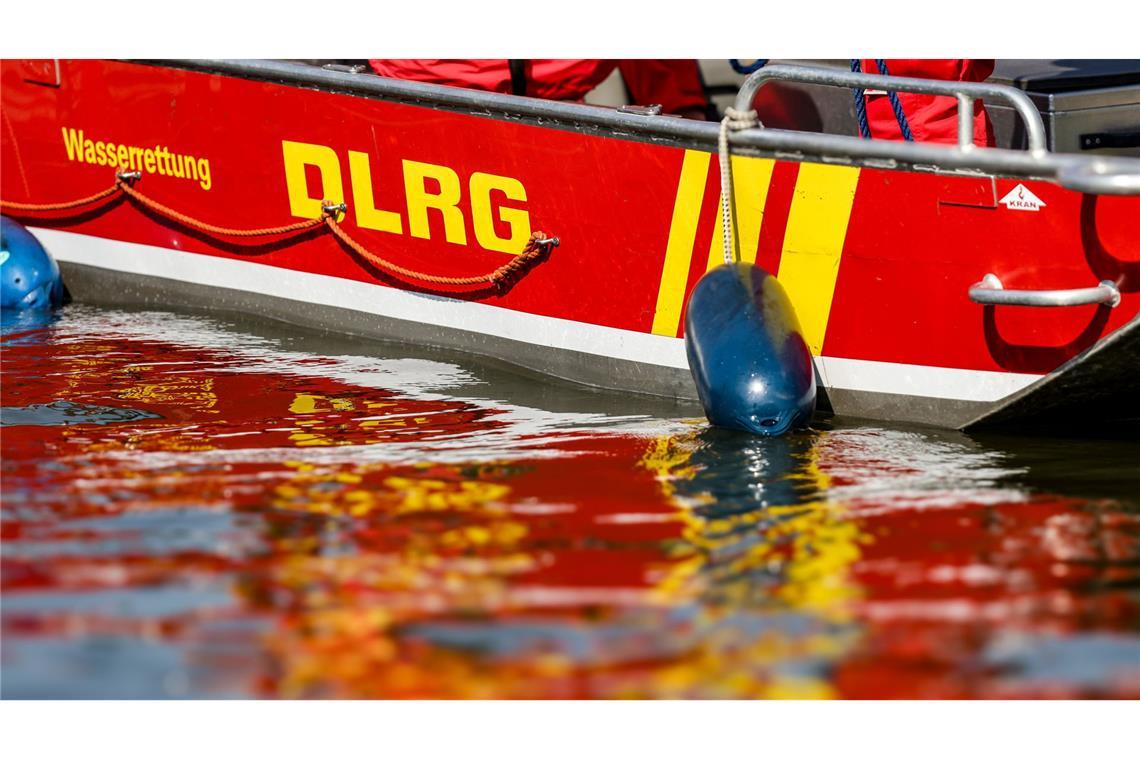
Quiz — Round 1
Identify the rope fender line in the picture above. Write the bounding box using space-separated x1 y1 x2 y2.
719 106 760 266
1 172 558 294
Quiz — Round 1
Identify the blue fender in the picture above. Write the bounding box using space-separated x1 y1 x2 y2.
1 216 64 311
684 263 817 436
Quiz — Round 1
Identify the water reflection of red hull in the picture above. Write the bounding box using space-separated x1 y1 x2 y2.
3 320 1139 698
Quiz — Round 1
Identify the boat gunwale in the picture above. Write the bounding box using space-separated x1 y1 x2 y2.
140 58 1140 192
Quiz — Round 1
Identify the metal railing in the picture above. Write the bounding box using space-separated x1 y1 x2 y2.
723 64 1140 195
167 60 1140 197
733 64 1049 155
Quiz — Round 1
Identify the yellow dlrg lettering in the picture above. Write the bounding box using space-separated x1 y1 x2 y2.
469 172 531 254
279 140 533 253
402 160 467 245
283 140 344 219
348 150 403 235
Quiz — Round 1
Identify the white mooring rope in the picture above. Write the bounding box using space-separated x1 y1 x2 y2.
718 106 760 266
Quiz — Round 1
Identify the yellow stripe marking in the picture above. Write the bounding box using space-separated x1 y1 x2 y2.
776 164 861 356
651 150 711 336
704 156 775 272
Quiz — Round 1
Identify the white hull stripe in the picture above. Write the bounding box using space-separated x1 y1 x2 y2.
817 356 1039 403
36 229 1042 404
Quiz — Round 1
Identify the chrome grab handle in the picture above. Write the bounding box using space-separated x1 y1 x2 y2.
733 64 1048 154
969 273 1121 308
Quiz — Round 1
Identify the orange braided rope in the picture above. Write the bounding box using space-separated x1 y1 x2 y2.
1 173 556 293
116 179 324 238
0 184 121 212
322 213 554 291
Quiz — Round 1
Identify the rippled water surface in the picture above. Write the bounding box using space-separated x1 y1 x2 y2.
2 304 1139 698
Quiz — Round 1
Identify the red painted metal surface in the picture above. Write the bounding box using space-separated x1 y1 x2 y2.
831 169 1139 372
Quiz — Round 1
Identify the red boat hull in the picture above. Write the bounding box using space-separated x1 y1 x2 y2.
3 59 1138 427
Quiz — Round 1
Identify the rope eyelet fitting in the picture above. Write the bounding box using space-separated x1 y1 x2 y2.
116 171 142 184
535 236 560 247
321 201 347 221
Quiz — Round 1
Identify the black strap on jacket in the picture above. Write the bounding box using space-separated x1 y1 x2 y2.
508 59 528 97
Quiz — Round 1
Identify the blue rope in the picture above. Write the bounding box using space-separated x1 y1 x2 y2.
850 60 871 139
850 59 915 141
730 59 769 75
873 59 914 142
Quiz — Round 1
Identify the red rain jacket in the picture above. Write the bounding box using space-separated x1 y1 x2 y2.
367 59 709 116
860 59 996 146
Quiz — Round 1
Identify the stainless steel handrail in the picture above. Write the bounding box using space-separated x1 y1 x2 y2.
164 60 1140 196
968 273 1121 308
733 64 1048 155
1056 158 1140 195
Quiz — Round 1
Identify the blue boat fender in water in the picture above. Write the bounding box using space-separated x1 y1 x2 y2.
684 262 817 436
1 216 64 311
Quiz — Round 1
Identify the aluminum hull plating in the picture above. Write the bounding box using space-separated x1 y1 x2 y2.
3 59 1139 430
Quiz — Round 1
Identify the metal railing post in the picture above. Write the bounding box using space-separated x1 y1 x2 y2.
957 94 974 151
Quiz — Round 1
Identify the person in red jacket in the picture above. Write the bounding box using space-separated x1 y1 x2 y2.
859 59 996 146
367 59 711 119
616 60 711 119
